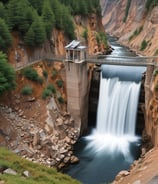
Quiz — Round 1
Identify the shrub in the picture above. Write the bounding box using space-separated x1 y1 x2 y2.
22 67 39 81
123 0 131 22
37 76 44 84
42 70 48 78
56 79 63 88
82 28 88 41
58 96 65 104
140 40 148 51
47 84 56 94
153 69 158 77
51 68 57 79
42 88 52 99
21 85 33 95
129 26 143 41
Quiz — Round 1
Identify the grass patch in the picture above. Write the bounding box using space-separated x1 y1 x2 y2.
140 39 148 51
21 85 33 95
129 26 143 41
0 147 80 184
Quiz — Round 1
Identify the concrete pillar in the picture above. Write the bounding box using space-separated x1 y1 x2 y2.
65 61 89 135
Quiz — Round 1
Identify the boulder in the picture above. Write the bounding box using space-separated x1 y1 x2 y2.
70 155 79 164
3 168 17 175
23 170 31 177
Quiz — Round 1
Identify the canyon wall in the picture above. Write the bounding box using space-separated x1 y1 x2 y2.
101 0 158 146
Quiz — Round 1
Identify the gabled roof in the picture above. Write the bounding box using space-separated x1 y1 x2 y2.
65 40 86 50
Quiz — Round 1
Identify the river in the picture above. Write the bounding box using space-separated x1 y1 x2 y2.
63 35 145 184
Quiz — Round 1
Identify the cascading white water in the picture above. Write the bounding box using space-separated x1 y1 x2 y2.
85 72 142 158
97 76 141 136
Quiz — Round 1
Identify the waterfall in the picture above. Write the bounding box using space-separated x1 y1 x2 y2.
85 66 145 158
97 76 141 136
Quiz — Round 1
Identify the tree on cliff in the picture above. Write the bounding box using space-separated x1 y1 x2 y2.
0 18 12 51
61 5 75 39
42 0 55 39
24 13 46 46
0 52 16 95
6 0 34 33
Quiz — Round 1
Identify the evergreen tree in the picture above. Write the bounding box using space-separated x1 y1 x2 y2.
24 27 35 46
25 13 46 46
0 51 16 95
79 0 88 15
0 18 12 50
42 0 55 39
0 2 6 19
28 0 44 15
7 0 34 33
49 0 63 29
62 6 75 39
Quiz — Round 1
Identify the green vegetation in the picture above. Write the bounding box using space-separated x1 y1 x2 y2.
82 28 88 41
145 0 158 12
0 147 80 184
96 32 108 48
22 67 44 84
22 67 39 81
140 39 148 51
21 85 33 95
42 70 48 79
0 0 101 49
42 88 52 99
0 52 16 95
153 69 158 77
0 18 12 51
123 0 131 22
56 79 63 88
58 96 65 104
42 84 56 99
47 83 56 94
59 0 101 15
129 26 143 41
51 68 58 79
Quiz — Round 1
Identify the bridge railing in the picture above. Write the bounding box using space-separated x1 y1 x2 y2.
12 55 158 71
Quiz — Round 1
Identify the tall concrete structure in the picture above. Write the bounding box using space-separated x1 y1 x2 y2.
64 40 89 134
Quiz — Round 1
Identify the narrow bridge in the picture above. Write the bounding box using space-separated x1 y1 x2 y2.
46 55 157 67
14 55 158 71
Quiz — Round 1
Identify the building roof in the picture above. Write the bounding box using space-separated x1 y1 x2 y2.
65 40 86 50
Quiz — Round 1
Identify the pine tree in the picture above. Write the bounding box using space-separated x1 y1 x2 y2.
28 0 44 15
49 0 63 29
42 0 55 39
62 6 75 39
0 51 16 95
78 0 88 15
25 12 46 46
24 27 35 46
7 0 34 33
0 18 12 50
0 2 6 19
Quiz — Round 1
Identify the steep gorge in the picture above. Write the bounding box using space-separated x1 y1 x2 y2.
101 0 158 183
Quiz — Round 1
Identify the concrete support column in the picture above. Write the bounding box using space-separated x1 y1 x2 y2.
65 61 89 135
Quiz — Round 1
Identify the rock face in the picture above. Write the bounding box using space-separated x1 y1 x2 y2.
101 0 158 56
101 0 158 146
0 102 79 169
101 1 158 183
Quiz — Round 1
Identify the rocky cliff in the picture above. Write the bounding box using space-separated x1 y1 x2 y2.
101 0 158 183
101 0 158 146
